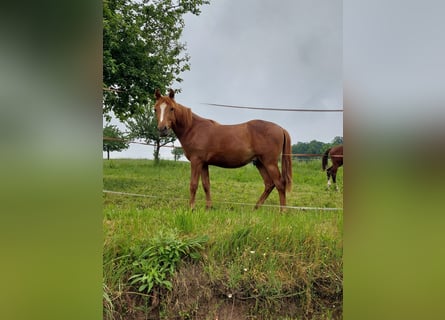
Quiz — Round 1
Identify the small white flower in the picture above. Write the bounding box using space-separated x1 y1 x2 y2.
250 250 255 254
227 293 232 298
243 268 248 272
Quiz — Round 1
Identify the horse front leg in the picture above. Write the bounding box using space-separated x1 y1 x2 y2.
189 161 202 210
201 164 212 209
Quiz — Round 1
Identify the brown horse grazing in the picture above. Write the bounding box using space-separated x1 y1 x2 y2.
322 145 343 190
154 89 293 211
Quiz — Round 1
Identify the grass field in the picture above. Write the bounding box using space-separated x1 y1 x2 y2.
103 159 343 320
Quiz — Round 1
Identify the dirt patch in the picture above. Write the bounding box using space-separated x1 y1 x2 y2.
106 263 342 319
163 263 247 319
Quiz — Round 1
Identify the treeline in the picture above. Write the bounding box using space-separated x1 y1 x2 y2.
292 136 343 160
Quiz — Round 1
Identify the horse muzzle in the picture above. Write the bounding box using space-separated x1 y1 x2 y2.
158 126 169 137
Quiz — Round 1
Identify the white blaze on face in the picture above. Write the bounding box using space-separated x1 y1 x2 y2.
159 103 167 122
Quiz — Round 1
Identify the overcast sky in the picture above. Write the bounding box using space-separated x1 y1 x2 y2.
105 0 342 159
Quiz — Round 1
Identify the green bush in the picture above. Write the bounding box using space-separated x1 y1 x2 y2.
129 230 208 293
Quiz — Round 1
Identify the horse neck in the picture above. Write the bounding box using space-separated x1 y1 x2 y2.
173 112 206 146
172 122 187 139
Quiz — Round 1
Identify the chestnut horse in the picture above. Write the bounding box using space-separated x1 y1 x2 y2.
322 145 343 190
154 89 292 210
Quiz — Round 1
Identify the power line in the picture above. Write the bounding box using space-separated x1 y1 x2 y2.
201 103 343 112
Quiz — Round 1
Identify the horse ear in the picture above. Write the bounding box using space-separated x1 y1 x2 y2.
168 89 175 99
155 89 161 100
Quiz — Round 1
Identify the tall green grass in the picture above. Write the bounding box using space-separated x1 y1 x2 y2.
103 159 343 319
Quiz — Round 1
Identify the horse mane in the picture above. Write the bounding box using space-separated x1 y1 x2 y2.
174 102 193 129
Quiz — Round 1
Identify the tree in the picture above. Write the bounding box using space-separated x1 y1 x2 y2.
103 124 130 160
124 103 176 162
331 136 343 145
292 142 308 159
171 147 184 161
292 140 332 161
307 140 326 155
103 0 210 121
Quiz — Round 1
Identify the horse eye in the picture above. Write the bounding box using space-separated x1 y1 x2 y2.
170 107 174 111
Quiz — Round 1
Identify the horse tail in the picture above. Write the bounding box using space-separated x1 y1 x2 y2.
322 148 331 171
281 129 292 192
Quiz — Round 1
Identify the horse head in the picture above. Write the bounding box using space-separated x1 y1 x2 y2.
154 89 177 136
154 89 192 137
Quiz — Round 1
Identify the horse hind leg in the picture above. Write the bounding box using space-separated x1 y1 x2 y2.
260 162 287 211
326 166 333 189
201 165 212 209
332 166 339 191
254 161 275 209
268 164 287 210
189 161 203 210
